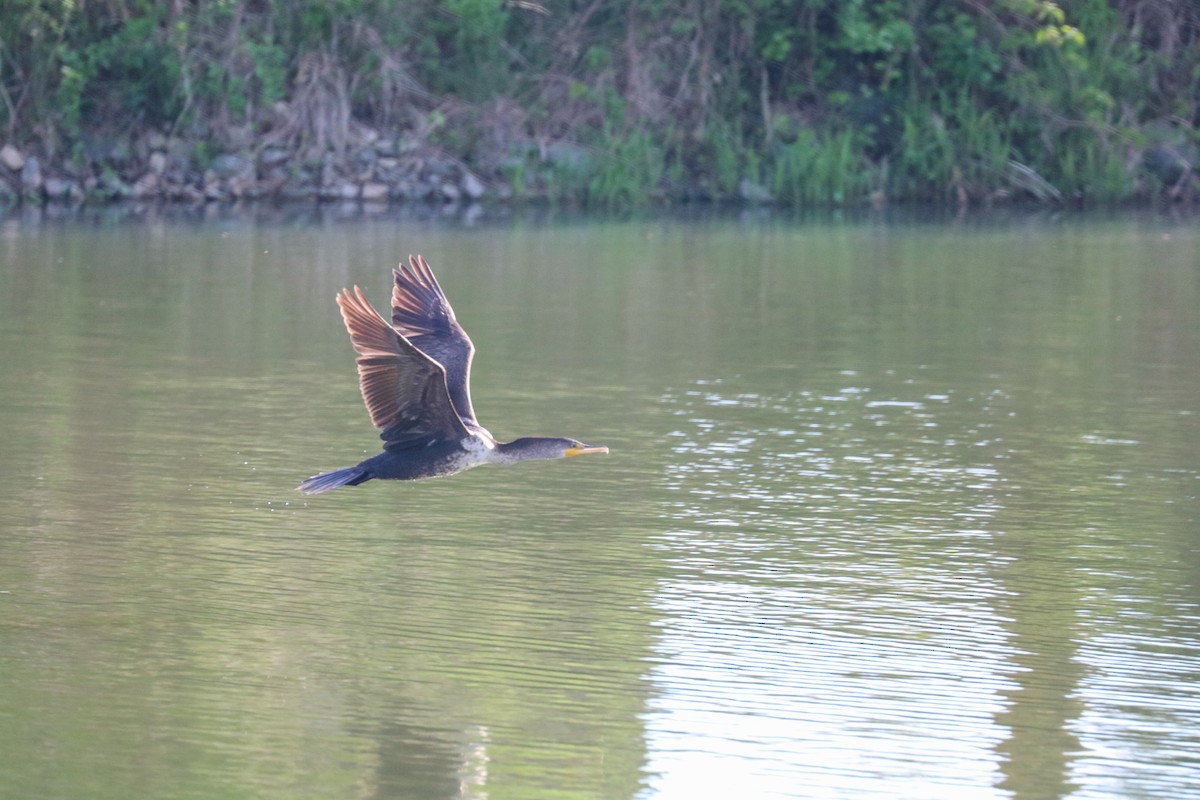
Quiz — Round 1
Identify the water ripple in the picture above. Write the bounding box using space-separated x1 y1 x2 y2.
644 374 1200 797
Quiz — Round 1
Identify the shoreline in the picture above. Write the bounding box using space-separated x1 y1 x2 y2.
4 191 1197 231
2 138 1196 214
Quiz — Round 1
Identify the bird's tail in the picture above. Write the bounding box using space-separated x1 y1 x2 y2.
297 466 370 495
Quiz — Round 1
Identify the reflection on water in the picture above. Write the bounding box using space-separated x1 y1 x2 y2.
1 209 1199 799
646 349 1200 798
647 379 1018 798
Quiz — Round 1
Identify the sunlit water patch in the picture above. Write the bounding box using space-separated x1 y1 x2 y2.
643 372 1200 798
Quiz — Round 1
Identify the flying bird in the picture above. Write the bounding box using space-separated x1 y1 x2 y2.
298 255 608 494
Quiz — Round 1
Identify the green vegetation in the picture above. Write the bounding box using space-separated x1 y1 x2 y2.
0 0 1196 206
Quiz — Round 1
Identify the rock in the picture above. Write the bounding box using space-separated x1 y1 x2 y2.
212 153 253 180
20 156 43 191
148 151 168 175
203 171 224 200
438 180 461 201
460 171 486 200
361 182 389 201
373 162 404 186
355 126 380 147
355 145 378 164
144 131 168 151
1 144 24 171
42 177 66 198
263 164 289 184
81 135 132 166
228 175 258 198
375 136 398 158
352 148 378 181
43 177 83 201
319 180 359 200
319 153 339 187
394 177 430 200
259 145 289 167
177 184 205 202
425 157 456 181
279 180 316 201
738 178 773 204
262 164 289 186
131 172 159 198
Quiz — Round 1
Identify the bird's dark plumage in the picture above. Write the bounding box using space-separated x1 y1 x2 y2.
389 256 480 427
298 255 607 494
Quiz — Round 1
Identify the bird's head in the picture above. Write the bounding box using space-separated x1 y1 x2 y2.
498 437 609 462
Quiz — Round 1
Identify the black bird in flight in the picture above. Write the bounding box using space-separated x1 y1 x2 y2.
299 255 608 494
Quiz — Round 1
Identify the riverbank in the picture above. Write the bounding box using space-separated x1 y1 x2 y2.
0 131 502 207
2 2 1197 209
1 125 1195 212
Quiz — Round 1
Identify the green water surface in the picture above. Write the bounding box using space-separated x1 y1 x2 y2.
1 208 1197 800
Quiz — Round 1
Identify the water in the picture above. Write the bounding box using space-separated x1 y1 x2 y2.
1 207 1198 799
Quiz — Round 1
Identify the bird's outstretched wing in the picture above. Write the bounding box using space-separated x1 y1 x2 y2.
391 255 479 426
337 286 470 450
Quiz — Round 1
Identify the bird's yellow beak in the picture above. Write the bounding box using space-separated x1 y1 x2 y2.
565 444 609 457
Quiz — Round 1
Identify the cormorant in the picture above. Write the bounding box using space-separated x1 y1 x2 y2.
298 255 608 494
